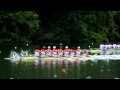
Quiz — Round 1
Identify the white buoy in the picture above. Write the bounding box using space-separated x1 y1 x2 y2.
10 78 13 79
92 43 93 45
15 47 17 49
54 74 57 77
0 51 1 53
26 44 28 46
60 43 62 45
89 46 90 48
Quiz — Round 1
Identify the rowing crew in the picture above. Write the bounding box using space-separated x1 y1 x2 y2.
100 43 120 50
34 46 89 57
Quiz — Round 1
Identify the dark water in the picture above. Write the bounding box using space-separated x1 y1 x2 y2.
0 59 120 79
0 43 120 79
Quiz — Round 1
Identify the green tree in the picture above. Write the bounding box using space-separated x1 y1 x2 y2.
50 11 119 45
0 11 40 44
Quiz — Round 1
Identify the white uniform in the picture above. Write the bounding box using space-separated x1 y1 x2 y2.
113 44 116 49
100 44 104 50
104 44 108 50
118 44 120 50
108 44 112 49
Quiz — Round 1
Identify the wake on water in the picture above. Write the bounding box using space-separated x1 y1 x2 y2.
4 50 32 60
10 50 21 59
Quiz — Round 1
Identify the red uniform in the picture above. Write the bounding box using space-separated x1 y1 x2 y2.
34 49 40 57
35 49 40 53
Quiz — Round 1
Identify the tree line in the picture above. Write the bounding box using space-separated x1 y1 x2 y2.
0 11 120 46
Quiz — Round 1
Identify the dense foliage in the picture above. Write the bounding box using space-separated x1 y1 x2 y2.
0 11 40 44
49 11 120 44
0 11 120 46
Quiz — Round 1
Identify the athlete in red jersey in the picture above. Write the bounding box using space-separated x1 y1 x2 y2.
75 46 82 56
64 46 70 57
46 46 52 57
70 47 76 57
40 46 46 57
34 46 40 57
52 46 58 57
58 46 63 57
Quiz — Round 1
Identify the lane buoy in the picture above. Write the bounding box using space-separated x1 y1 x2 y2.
73 59 76 63
26 44 28 46
62 69 66 73
15 61 19 65
15 47 17 49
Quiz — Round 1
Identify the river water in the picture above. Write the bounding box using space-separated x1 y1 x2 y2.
0 43 120 79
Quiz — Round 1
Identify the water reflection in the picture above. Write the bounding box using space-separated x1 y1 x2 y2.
0 59 120 79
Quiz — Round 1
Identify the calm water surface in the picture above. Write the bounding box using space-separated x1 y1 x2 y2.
0 44 120 79
0 58 120 79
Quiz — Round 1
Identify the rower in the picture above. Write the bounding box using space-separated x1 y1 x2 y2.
52 46 57 57
103 43 107 51
108 43 112 50
58 46 63 57
34 46 40 57
46 46 52 57
64 46 70 57
82 51 89 57
118 43 120 50
100 43 104 50
40 46 46 57
70 47 76 57
75 46 82 56
113 43 117 50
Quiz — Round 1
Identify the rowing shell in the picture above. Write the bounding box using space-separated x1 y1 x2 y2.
4 55 120 61
22 55 120 61
90 49 120 53
22 56 80 61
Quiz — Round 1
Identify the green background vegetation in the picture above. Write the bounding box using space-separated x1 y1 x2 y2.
0 11 120 46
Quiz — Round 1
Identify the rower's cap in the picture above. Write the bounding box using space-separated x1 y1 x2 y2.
43 46 46 48
53 46 56 48
48 46 51 48
78 46 80 48
65 46 68 48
